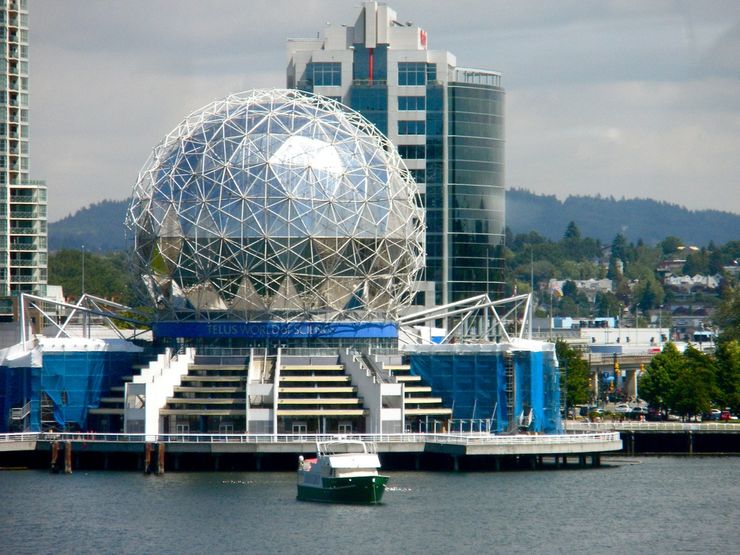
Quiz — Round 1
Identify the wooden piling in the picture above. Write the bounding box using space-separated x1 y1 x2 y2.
64 441 72 474
156 442 165 475
50 441 60 473
144 442 154 474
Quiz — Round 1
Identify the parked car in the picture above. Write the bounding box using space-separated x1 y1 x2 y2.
646 408 663 422
703 408 722 421
614 403 631 413
720 410 732 422
630 407 648 419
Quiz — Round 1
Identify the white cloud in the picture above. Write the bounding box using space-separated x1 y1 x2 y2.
29 0 740 220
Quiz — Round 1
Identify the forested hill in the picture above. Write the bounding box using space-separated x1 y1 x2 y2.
49 200 129 251
506 189 739 245
49 191 739 252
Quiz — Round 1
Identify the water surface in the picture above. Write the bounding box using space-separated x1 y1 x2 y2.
2 457 738 554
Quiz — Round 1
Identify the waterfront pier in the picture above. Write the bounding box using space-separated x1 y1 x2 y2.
0 431 621 472
565 422 740 455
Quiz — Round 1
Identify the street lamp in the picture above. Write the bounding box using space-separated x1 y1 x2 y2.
81 245 85 298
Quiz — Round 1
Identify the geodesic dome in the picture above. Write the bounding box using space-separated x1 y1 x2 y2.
127 89 425 322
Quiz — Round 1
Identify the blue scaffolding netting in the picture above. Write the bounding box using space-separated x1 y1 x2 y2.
409 349 561 434
1 350 142 432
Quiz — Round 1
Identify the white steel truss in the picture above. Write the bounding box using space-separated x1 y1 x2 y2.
19 293 150 346
398 293 533 344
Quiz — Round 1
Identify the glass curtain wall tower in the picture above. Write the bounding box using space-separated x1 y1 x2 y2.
0 0 47 313
287 1 505 307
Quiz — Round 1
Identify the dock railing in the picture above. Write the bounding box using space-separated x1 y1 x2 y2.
0 431 620 446
565 421 739 432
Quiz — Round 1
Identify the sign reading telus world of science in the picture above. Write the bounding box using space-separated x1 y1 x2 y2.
152 321 398 339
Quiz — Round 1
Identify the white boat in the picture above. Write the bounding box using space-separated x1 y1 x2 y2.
297 440 389 504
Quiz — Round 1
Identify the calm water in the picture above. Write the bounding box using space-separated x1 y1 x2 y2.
1 457 738 554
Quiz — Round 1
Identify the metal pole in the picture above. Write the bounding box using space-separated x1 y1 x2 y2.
81 245 85 298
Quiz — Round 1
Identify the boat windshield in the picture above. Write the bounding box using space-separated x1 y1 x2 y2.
317 441 369 455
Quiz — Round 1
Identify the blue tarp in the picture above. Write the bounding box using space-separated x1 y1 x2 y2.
1 350 141 432
409 349 561 434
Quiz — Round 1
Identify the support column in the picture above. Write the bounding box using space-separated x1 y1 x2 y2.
157 442 165 475
453 455 459 472
591 454 601 467
64 441 72 474
688 431 693 456
50 441 60 473
144 442 153 474
625 369 638 400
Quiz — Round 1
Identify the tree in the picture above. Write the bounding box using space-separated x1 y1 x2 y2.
683 250 710 275
639 342 683 415
556 340 592 410
49 249 136 305
713 286 740 342
611 233 628 262
595 291 621 318
671 347 717 419
660 236 682 255
714 340 740 413
562 280 578 299
563 221 581 242
634 275 665 311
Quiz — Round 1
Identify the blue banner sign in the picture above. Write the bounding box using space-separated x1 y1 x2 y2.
152 321 398 339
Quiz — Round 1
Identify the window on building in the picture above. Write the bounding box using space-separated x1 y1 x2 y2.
409 169 426 183
397 144 425 159
427 63 437 82
398 96 425 110
398 62 427 86
398 120 425 135
311 62 341 86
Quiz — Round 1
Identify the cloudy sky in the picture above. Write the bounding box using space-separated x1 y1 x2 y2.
31 0 740 221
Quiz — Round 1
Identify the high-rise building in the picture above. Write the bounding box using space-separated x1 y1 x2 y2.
0 0 47 312
287 1 505 307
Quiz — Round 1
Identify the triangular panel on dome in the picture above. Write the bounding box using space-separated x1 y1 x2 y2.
364 276 393 313
192 203 220 239
320 277 362 312
184 282 228 312
229 277 267 313
270 277 304 312
158 204 184 273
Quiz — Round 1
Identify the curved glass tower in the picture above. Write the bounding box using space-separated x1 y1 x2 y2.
287 1 505 307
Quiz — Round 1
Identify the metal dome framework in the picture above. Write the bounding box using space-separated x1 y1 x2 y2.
127 89 425 322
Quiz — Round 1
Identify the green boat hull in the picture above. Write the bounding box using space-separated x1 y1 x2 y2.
297 475 389 504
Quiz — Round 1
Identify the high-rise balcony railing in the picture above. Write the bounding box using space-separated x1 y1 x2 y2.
9 224 40 234
9 275 42 284
10 207 45 219
9 259 39 267
9 193 37 203
9 242 37 251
